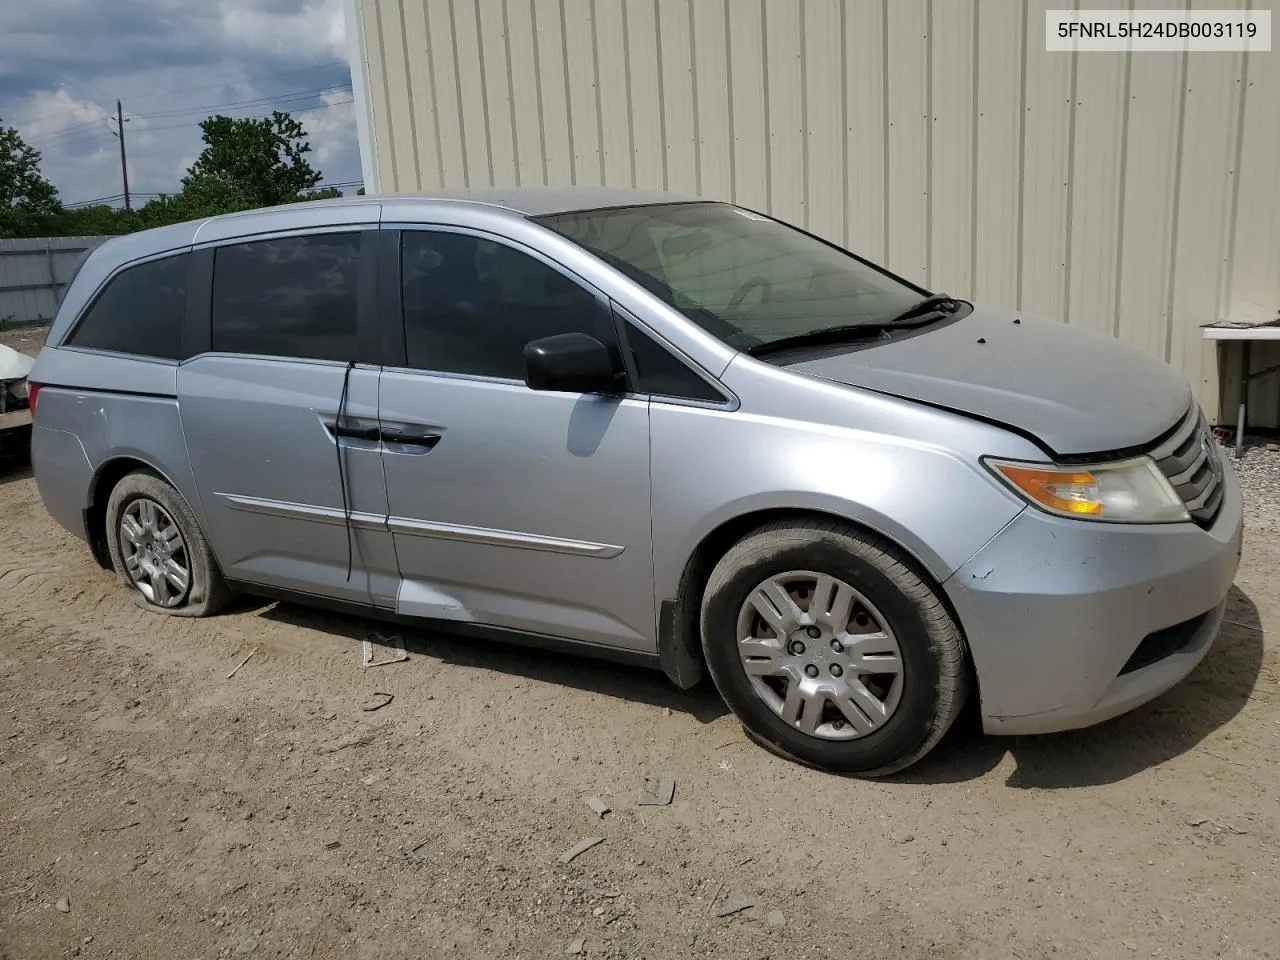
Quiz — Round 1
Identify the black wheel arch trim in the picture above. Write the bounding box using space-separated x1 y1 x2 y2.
85 455 207 570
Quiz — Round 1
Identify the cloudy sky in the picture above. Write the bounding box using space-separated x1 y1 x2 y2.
0 0 361 207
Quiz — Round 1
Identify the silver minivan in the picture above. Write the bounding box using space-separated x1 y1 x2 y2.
28 188 1242 774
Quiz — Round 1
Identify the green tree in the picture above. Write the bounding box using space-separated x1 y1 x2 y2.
0 109 338 238
131 194 195 229
0 120 61 237
181 111 323 212
53 205 118 235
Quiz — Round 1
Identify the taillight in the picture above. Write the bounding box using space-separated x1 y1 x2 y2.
27 381 40 415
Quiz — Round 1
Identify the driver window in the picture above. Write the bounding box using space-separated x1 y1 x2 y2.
401 230 616 380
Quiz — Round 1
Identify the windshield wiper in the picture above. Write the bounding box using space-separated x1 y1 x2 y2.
747 294 964 357
746 319 936 357
887 293 962 324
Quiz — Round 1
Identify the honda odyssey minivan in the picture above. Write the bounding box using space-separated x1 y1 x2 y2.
28 188 1242 774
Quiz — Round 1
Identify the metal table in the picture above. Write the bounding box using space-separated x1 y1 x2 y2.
1202 318 1280 458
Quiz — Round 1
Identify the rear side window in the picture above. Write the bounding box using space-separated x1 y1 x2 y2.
211 233 361 362
625 324 725 402
401 230 615 380
66 253 187 360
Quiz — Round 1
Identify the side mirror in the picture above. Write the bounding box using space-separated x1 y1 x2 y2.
523 333 621 394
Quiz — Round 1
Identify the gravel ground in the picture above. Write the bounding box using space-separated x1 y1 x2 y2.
1232 440 1280 535
0 323 47 357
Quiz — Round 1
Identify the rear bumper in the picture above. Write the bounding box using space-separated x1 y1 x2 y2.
945 461 1243 735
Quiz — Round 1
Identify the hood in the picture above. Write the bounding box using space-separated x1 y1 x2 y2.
0 344 35 382
784 305 1192 456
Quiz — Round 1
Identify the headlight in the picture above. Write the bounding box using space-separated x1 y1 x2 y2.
984 455 1190 523
6 378 28 402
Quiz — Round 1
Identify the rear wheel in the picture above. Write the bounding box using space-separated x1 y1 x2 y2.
700 518 968 775
105 471 233 617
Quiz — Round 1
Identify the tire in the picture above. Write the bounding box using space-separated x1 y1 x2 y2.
105 470 234 617
0 424 32 465
700 518 968 776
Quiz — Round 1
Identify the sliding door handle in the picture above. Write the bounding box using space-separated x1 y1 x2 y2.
325 415 381 444
381 427 441 450
335 424 381 442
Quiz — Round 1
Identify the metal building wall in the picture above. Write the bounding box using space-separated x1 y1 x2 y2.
0 236 111 326
350 0 1280 426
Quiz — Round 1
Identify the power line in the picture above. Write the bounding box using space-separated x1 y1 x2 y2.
32 130 118 152
24 85 350 147
132 97 355 135
24 91 354 163
63 196 162 209
63 194 124 207
121 60 349 105
24 117 112 145
132 85 352 121
35 98 355 164
5 60 350 129
63 192 159 208
29 129 114 152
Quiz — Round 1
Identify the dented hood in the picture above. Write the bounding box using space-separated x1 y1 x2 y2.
0 344 34 382
784 306 1192 456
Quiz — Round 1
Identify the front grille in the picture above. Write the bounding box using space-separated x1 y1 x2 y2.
1119 611 1210 675
1147 405 1224 526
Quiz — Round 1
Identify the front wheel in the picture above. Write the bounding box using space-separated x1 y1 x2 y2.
105 471 234 617
700 519 968 775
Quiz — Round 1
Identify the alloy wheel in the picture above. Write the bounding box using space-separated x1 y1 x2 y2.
118 497 191 608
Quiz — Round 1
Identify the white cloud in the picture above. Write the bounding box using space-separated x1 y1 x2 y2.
17 89 111 141
299 87 356 171
219 0 346 61
12 90 122 204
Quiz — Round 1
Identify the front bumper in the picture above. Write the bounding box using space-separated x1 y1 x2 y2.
0 408 32 431
944 461 1243 735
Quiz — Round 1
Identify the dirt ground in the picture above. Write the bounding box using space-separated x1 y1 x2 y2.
2 325 1278 960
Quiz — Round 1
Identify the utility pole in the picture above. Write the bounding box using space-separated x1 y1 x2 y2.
113 99 131 211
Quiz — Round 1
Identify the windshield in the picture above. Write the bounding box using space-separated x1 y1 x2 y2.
536 202 927 351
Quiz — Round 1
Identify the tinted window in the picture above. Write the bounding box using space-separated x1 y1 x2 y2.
402 230 613 380
67 254 187 360
626 324 724 402
211 233 361 362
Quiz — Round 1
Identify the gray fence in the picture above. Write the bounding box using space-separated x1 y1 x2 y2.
0 236 113 326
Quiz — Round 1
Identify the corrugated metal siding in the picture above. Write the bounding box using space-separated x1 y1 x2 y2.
0 236 111 326
356 0 1280 426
